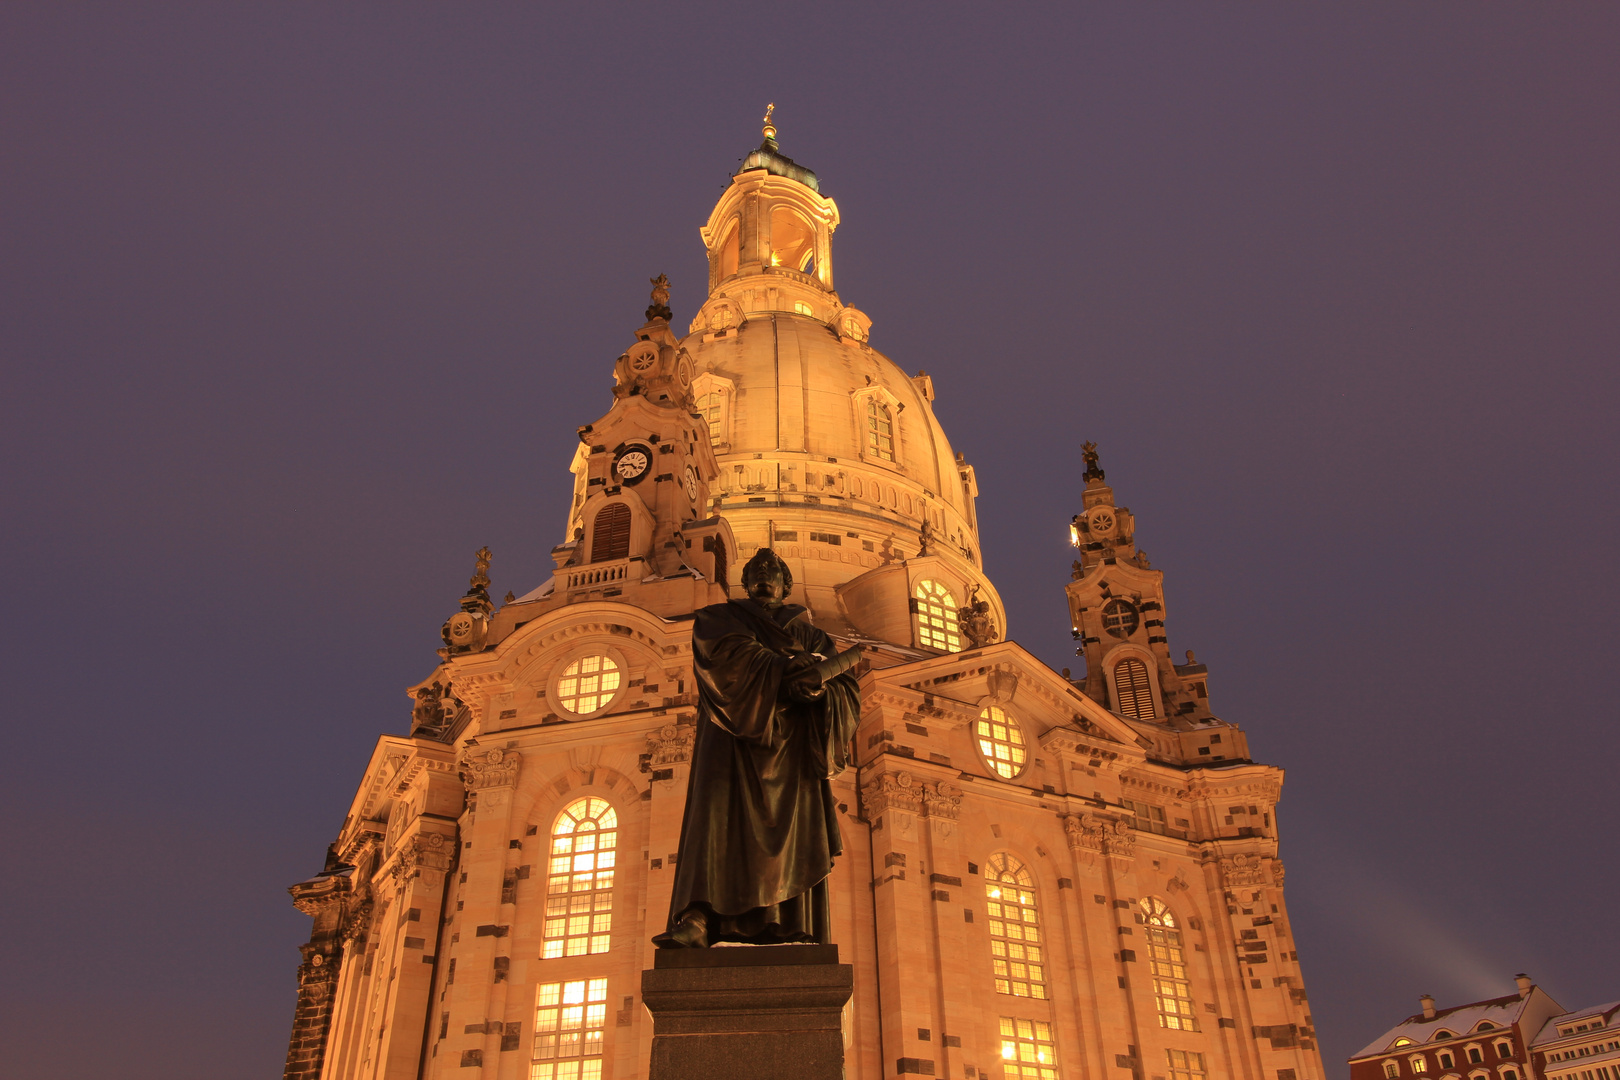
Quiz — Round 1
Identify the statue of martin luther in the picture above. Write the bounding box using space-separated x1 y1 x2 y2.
653 548 863 948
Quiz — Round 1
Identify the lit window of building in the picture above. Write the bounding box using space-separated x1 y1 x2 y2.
976 705 1027 780
1112 657 1157 719
556 655 621 716
1168 1049 1208 1080
986 853 1045 999
998 1016 1059 1080
915 579 961 652
543 798 617 959
1141 896 1198 1031
1411 1057 1429 1073
866 398 894 461
530 978 608 1080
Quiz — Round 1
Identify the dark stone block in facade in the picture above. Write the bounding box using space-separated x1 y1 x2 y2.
641 944 853 1080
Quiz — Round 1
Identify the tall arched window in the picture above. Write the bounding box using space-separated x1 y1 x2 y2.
1140 896 1198 1031
865 398 895 461
716 219 739 280
1112 657 1157 719
695 392 723 442
985 853 1046 999
543 798 618 959
914 579 961 652
590 503 630 562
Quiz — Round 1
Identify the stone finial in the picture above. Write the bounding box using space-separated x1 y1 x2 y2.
1082 440 1105 482
646 273 672 322
762 102 777 141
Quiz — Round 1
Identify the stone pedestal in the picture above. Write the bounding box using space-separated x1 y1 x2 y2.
642 945 854 1080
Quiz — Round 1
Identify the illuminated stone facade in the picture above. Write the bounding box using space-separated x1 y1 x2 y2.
284 123 1325 1080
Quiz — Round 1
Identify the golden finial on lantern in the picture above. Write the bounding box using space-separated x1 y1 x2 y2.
762 102 777 142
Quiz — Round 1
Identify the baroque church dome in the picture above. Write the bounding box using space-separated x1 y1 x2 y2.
654 120 1003 643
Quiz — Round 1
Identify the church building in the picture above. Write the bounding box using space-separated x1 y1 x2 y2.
284 116 1325 1080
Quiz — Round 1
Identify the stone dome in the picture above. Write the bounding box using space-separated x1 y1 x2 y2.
668 138 1003 642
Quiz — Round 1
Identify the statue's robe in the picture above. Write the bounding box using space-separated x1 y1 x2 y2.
662 598 861 944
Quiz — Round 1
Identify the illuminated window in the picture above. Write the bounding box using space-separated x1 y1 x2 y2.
1101 598 1139 638
865 398 894 461
915 579 961 652
1385 1064 1401 1079
986 853 1045 999
1141 896 1198 1031
696 392 723 442
543 798 617 959
555 655 621 716
1168 1049 1208 1080
998 1016 1058 1080
590 503 630 562
793 301 814 316
1112 657 1156 719
1411 1058 1429 1074
976 705 1027 780
768 206 815 272
530 978 608 1080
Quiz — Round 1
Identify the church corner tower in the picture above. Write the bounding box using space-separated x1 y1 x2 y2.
282 113 1324 1080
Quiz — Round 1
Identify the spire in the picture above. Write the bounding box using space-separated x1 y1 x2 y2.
736 103 820 192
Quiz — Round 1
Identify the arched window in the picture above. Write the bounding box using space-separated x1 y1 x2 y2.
555 654 621 716
695 392 723 442
1141 896 1198 1031
976 706 1028 779
1112 657 1157 719
590 503 630 562
985 853 1046 999
542 797 618 959
865 398 895 461
914 579 961 652
717 219 739 280
769 206 816 272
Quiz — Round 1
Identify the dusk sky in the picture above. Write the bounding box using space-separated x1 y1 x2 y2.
3 5 1616 1078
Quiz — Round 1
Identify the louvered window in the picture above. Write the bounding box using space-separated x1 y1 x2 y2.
1112 657 1156 719
590 504 630 562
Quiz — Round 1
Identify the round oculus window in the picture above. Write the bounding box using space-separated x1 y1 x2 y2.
975 705 1028 779
555 654 622 716
626 343 658 372
1088 506 1118 538
1101 598 1139 638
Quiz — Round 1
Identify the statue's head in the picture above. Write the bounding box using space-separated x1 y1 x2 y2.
741 548 792 607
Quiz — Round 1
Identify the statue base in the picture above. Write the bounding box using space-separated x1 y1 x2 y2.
641 944 853 1080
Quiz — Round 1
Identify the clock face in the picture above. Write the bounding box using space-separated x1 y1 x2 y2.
614 447 651 482
682 465 698 500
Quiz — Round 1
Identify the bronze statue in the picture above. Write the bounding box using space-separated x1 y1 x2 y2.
653 548 863 948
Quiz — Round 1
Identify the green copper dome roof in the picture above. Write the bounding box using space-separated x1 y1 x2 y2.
736 137 820 193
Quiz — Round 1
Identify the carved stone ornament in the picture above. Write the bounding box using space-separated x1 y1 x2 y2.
984 663 1018 702
1063 812 1106 853
1270 859 1286 888
1220 852 1267 887
645 722 695 768
960 586 1000 650
1165 868 1190 893
391 833 454 890
461 747 521 789
860 771 922 817
920 780 962 821
1105 817 1136 859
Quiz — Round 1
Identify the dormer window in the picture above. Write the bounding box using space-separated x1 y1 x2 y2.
866 398 895 461
1435 1032 1456 1041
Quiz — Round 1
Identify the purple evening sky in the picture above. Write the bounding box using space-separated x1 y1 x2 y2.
1 4 1616 1077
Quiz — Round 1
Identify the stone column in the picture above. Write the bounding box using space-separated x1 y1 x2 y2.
641 945 853 1080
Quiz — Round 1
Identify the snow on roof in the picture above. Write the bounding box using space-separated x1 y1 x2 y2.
1531 1002 1620 1047
1352 995 1528 1060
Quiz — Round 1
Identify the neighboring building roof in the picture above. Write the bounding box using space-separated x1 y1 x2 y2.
1352 994 1528 1059
1531 1002 1620 1047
